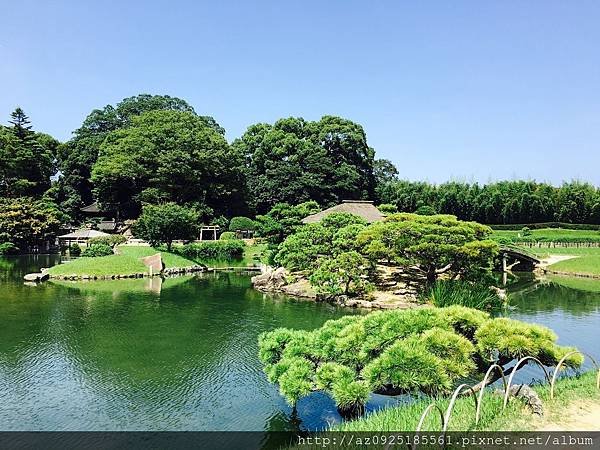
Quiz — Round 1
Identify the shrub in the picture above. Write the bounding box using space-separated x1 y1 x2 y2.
377 204 398 215
88 235 127 248
258 306 581 411
68 243 81 256
421 280 505 310
414 205 437 215
175 240 245 261
521 226 532 236
219 231 236 240
133 203 198 251
81 243 114 257
229 216 255 231
0 242 19 255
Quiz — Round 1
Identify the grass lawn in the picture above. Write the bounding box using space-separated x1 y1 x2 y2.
47 253 148 276
335 371 599 432
118 245 197 267
549 254 600 276
47 243 266 276
492 228 600 242
48 246 197 277
517 247 600 276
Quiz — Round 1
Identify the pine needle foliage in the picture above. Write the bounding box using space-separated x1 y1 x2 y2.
258 306 581 410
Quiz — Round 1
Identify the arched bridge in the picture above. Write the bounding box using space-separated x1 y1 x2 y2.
499 246 541 272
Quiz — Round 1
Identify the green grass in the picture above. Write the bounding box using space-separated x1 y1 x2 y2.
47 245 197 277
526 247 600 257
335 371 599 432
550 255 600 276
118 245 197 267
47 244 266 277
47 253 148 276
508 246 600 276
492 228 600 243
422 280 504 310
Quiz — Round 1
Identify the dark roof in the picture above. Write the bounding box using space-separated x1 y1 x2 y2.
302 200 384 224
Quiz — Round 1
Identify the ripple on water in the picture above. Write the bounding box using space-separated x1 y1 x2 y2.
1 258 600 431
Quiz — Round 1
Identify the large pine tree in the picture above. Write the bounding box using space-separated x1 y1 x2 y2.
0 108 58 198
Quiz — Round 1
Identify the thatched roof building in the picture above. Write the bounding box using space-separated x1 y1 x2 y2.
302 200 384 224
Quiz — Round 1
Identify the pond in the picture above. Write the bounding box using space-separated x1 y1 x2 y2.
0 256 599 432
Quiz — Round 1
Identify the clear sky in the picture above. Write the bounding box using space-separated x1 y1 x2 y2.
2 1 599 185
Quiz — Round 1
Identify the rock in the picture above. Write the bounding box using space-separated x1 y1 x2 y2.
23 272 49 282
252 266 286 289
505 384 544 416
281 278 317 299
141 253 163 275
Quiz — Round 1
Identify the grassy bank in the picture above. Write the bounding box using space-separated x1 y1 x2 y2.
46 243 266 277
523 247 600 277
119 245 197 267
336 371 599 432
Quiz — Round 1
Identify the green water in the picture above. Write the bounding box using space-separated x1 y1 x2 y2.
0 257 599 431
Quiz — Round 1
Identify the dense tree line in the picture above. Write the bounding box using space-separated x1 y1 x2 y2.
378 180 600 225
232 116 376 213
3 93 600 253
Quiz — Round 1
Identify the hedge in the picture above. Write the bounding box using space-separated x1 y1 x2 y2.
175 240 245 260
81 243 114 257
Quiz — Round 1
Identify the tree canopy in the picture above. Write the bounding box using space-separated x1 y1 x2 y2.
132 203 198 251
234 116 376 213
357 213 498 283
0 197 64 250
378 179 600 225
275 212 498 290
90 110 245 219
254 201 321 244
0 108 58 198
53 94 222 219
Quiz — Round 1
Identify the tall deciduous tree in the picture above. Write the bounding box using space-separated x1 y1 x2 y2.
91 110 245 219
54 94 220 219
234 116 376 213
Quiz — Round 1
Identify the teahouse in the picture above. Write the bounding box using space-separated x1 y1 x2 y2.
302 200 384 224
58 229 111 248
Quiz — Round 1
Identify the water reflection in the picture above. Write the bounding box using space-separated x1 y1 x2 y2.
1 257 599 431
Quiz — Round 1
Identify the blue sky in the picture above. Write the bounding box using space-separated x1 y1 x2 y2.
1 1 599 184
